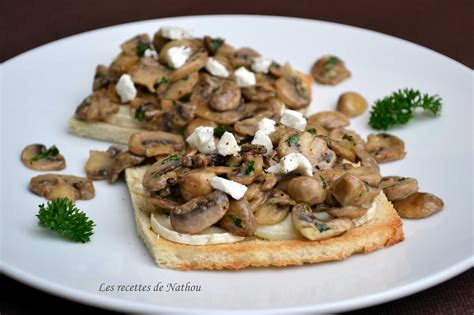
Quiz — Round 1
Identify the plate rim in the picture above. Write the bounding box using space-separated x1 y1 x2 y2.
1 14 473 313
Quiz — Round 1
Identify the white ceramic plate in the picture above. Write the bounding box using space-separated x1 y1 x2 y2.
1 15 472 313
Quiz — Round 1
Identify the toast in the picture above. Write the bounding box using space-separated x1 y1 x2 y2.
68 117 138 144
125 166 404 270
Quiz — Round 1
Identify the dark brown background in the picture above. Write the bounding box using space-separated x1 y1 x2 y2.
1 0 473 314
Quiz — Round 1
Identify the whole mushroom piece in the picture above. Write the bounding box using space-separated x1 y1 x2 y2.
275 73 312 109
379 176 419 202
286 176 327 205
29 174 95 202
21 144 66 171
311 55 351 85
219 199 257 237
128 131 184 157
393 192 444 219
365 133 406 163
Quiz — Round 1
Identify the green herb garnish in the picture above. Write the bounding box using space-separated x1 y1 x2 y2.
245 161 255 175
136 42 151 56
306 128 317 135
32 145 59 161
181 75 189 81
210 38 224 54
228 213 244 228
161 154 181 164
157 77 169 85
319 176 327 189
315 222 330 233
369 88 442 130
286 134 300 146
324 56 341 72
342 134 356 145
36 198 95 243
134 106 147 121
213 125 228 137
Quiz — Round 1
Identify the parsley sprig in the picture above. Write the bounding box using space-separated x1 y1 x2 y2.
369 88 442 130
32 145 60 161
36 198 95 243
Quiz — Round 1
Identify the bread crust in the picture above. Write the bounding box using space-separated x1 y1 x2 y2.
68 117 139 144
125 167 404 270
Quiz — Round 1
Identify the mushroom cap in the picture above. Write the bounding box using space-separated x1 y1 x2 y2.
109 151 145 183
29 174 95 201
393 192 444 219
307 111 350 130
380 176 419 202
142 155 182 192
287 176 327 205
21 144 66 171
219 199 257 237
311 55 351 85
128 131 184 157
365 133 406 163
255 189 295 225
179 170 215 201
275 73 311 109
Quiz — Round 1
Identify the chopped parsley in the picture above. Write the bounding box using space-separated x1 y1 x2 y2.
213 125 228 137
161 154 180 164
286 134 300 146
156 77 169 85
228 213 244 228
181 75 189 81
210 38 224 54
136 42 151 57
32 145 60 161
342 134 356 145
306 128 317 135
134 105 148 121
315 222 331 233
245 161 255 175
324 56 341 72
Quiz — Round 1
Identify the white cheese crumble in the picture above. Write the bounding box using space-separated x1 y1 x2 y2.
186 126 216 154
257 118 276 135
211 177 247 200
233 66 256 87
143 48 158 59
217 131 240 156
251 56 272 73
266 152 313 176
251 130 273 155
280 109 307 131
167 46 192 69
116 74 137 103
159 26 193 40
205 57 230 78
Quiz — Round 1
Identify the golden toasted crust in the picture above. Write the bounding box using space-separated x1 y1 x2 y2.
126 167 404 270
68 117 139 144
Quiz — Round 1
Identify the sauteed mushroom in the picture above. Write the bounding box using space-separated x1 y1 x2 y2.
109 151 145 183
337 92 368 117
255 189 295 225
311 55 351 85
21 144 66 171
75 89 119 122
393 192 444 219
184 118 217 138
179 170 215 201
195 101 245 124
219 199 257 237
131 58 170 92
291 204 352 240
170 190 229 234
29 174 95 202
329 128 365 146
109 53 139 78
286 176 328 205
231 47 260 68
142 155 182 192
379 176 419 202
93 65 114 91
365 133 406 163
208 79 241 111
327 206 368 219
120 34 150 56
85 145 126 180
227 155 263 185
275 73 311 109
128 131 184 157
161 71 199 100
307 111 350 130
331 173 380 207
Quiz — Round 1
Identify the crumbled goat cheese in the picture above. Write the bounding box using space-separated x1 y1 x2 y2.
186 126 216 153
217 132 240 156
251 130 273 155
280 109 307 131
233 66 256 87
211 177 248 200
160 26 193 40
266 152 313 176
205 57 230 78
167 46 192 69
144 49 158 59
251 56 272 73
257 118 276 135
116 74 137 103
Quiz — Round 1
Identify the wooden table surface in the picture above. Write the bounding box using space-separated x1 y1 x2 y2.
1 0 472 314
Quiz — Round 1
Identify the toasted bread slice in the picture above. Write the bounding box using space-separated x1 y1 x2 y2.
68 117 138 144
125 167 404 270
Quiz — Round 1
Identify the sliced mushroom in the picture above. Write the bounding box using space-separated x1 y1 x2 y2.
195 101 245 124
307 111 350 130
84 151 114 180
161 71 199 100
120 34 150 56
253 173 278 191
219 199 257 237
331 173 381 207
21 144 66 171
337 92 368 117
128 131 184 157
170 49 208 82
227 155 263 185
393 192 444 219
131 58 170 92
380 176 419 202
365 133 406 163
192 153 227 168
231 47 260 68
275 73 311 109
311 55 351 85
255 189 295 225
93 65 115 91
109 53 140 78
109 151 145 183
179 170 215 201
241 76 276 102
170 190 229 234
75 89 119 122
292 204 352 240
329 128 365 146
147 196 180 214
287 176 328 205
152 31 170 52
203 36 224 55
29 174 95 202
142 155 182 192
233 116 260 136
327 206 368 219
208 80 241 112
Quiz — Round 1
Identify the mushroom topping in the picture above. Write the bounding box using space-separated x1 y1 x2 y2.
329 128 365 146
131 58 170 92
85 151 113 180
311 55 351 85
93 65 114 91
109 53 139 78
393 192 444 219
184 117 217 138
75 89 119 122
286 176 328 205
195 101 245 124
208 79 241 111
227 155 263 185
231 47 260 68
120 34 151 56
203 36 225 55
179 170 215 201
219 199 257 237
326 137 357 162
365 133 406 163
147 196 180 214
21 144 66 171
253 173 278 191
142 155 182 192
275 74 311 109
168 46 208 82
327 206 368 219
379 176 419 202
337 92 368 117
109 151 145 183
29 174 95 202
241 76 276 102
170 190 229 234
307 111 350 130
128 131 184 157
161 71 199 100
255 189 295 225
331 173 381 207
291 204 352 240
